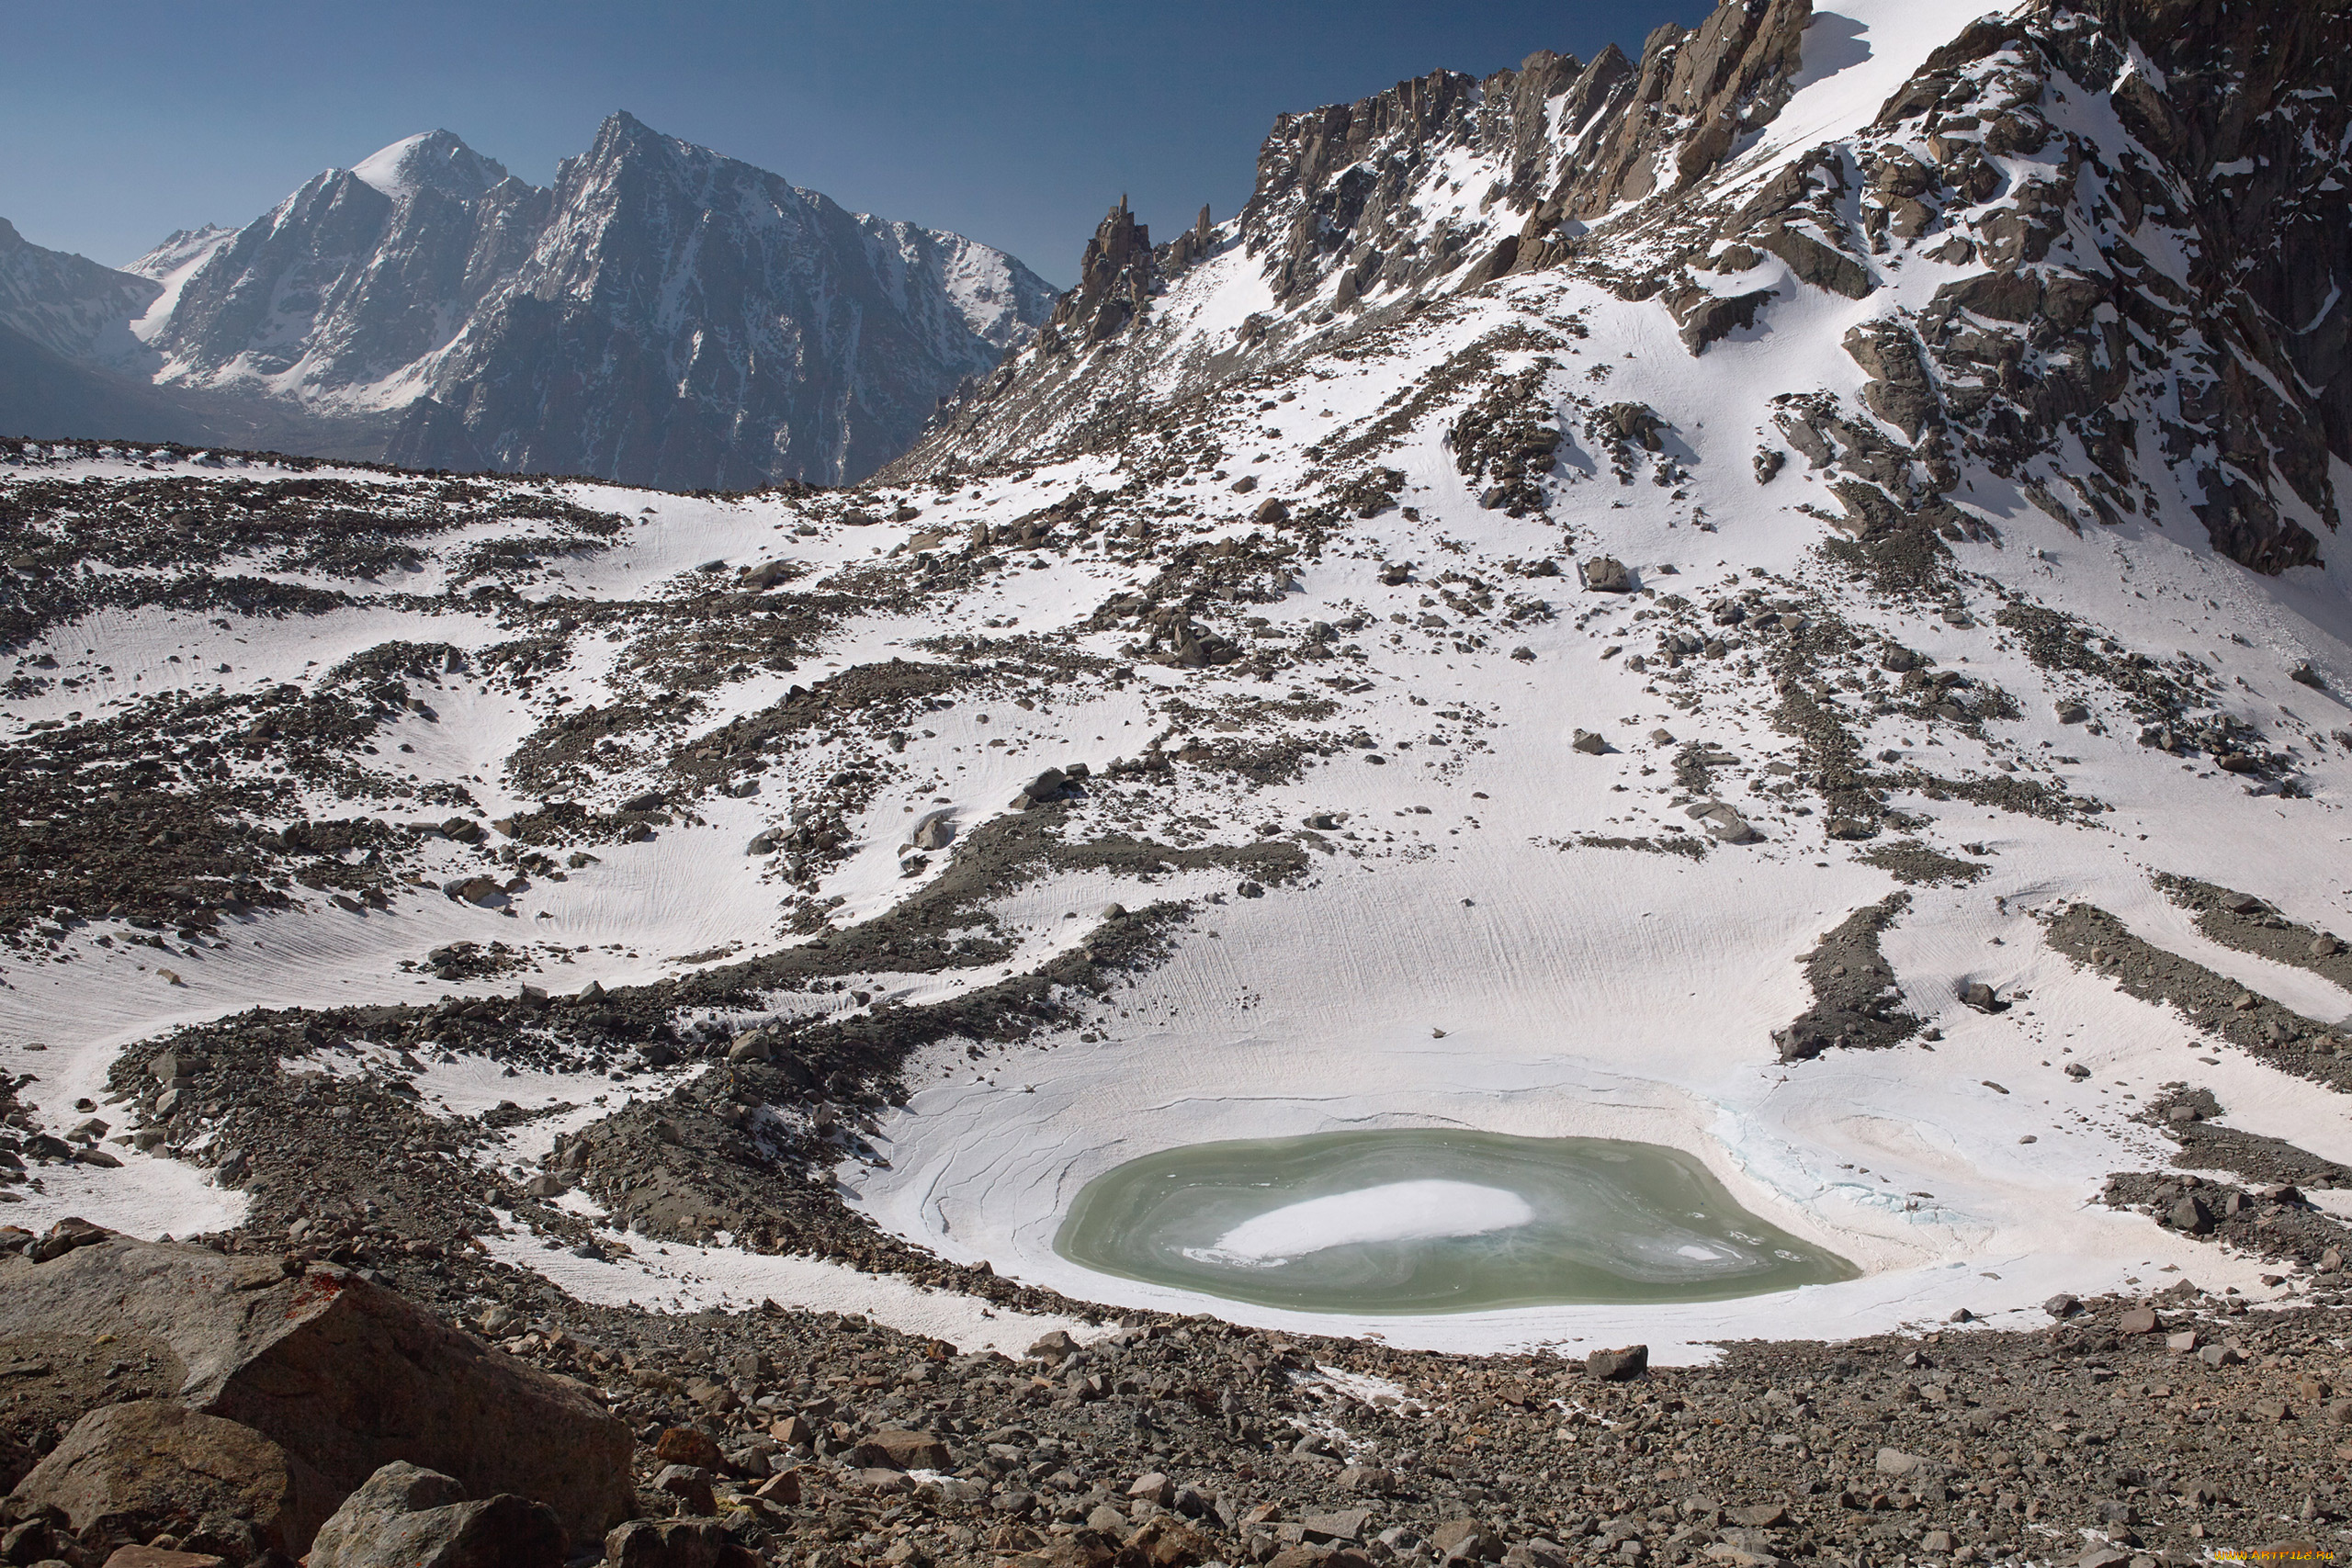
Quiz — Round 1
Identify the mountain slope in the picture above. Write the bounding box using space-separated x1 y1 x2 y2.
894 0 2352 591
0 217 160 370
0 0 2347 1397
0 321 220 446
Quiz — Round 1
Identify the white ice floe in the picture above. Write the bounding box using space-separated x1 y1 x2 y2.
1191 1181 1535 1266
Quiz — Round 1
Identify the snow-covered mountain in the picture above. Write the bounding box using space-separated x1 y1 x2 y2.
0 217 162 368
899 0 2348 588
7 117 1056 485
2 0 2350 1385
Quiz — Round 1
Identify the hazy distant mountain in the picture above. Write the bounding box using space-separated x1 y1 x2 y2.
5 117 1055 485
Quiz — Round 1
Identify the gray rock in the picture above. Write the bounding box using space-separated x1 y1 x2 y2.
1580 557 1634 592
1572 729 1611 755
1688 803 1759 843
1756 224 1875 299
1306 1508 1373 1542
653 1463 717 1516
1874 1446 1925 1477
602 1517 740 1568
307 1461 565 1568
1668 287 1776 355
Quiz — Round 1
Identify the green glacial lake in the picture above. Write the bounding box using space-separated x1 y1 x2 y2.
1053 1130 1858 1314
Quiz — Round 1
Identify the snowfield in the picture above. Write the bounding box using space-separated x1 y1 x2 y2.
5 0 2351 1360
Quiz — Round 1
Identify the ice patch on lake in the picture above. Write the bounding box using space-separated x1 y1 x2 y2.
1188 1179 1533 1266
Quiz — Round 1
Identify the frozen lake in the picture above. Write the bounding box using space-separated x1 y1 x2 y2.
1052 1129 1859 1314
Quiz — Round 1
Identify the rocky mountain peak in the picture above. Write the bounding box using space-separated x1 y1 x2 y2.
347 129 511 203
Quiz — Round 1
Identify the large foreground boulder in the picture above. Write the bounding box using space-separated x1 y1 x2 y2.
6 1399 338 1551
0 1234 632 1548
306 1460 565 1568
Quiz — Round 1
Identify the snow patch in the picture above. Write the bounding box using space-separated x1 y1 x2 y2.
1193 1180 1536 1266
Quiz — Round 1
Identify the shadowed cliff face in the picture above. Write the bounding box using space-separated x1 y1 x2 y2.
899 0 2352 581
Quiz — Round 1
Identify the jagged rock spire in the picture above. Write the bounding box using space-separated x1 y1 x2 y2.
1044 197 1155 349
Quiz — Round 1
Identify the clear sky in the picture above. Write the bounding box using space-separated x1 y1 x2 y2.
4 1 1704 288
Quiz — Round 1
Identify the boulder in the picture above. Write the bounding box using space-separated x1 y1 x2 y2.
1756 224 1875 299
1690 803 1760 843
100 1549 227 1568
1668 287 1776 355
1125 1516 1214 1568
1432 1519 1505 1562
653 1427 723 1469
1586 1345 1648 1382
0 1235 633 1547
6 1400 337 1552
1579 557 1634 592
604 1518 758 1568
853 1429 950 1471
1305 1508 1372 1542
306 1461 565 1568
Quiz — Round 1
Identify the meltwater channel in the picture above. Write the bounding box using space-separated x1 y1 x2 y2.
1052 1130 1856 1314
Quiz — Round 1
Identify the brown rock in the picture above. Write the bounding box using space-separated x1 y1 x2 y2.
1027 1329 1080 1361
654 1427 724 1469
2118 1305 2161 1335
1431 1519 1504 1562
6 1399 337 1553
1125 1516 1215 1568
102 1550 228 1568
1586 1345 1649 1381
0 1235 633 1547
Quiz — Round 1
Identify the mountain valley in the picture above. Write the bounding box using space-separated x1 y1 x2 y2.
3 1 2352 1564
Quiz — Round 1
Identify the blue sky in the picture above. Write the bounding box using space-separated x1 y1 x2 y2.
6 1 1701 287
